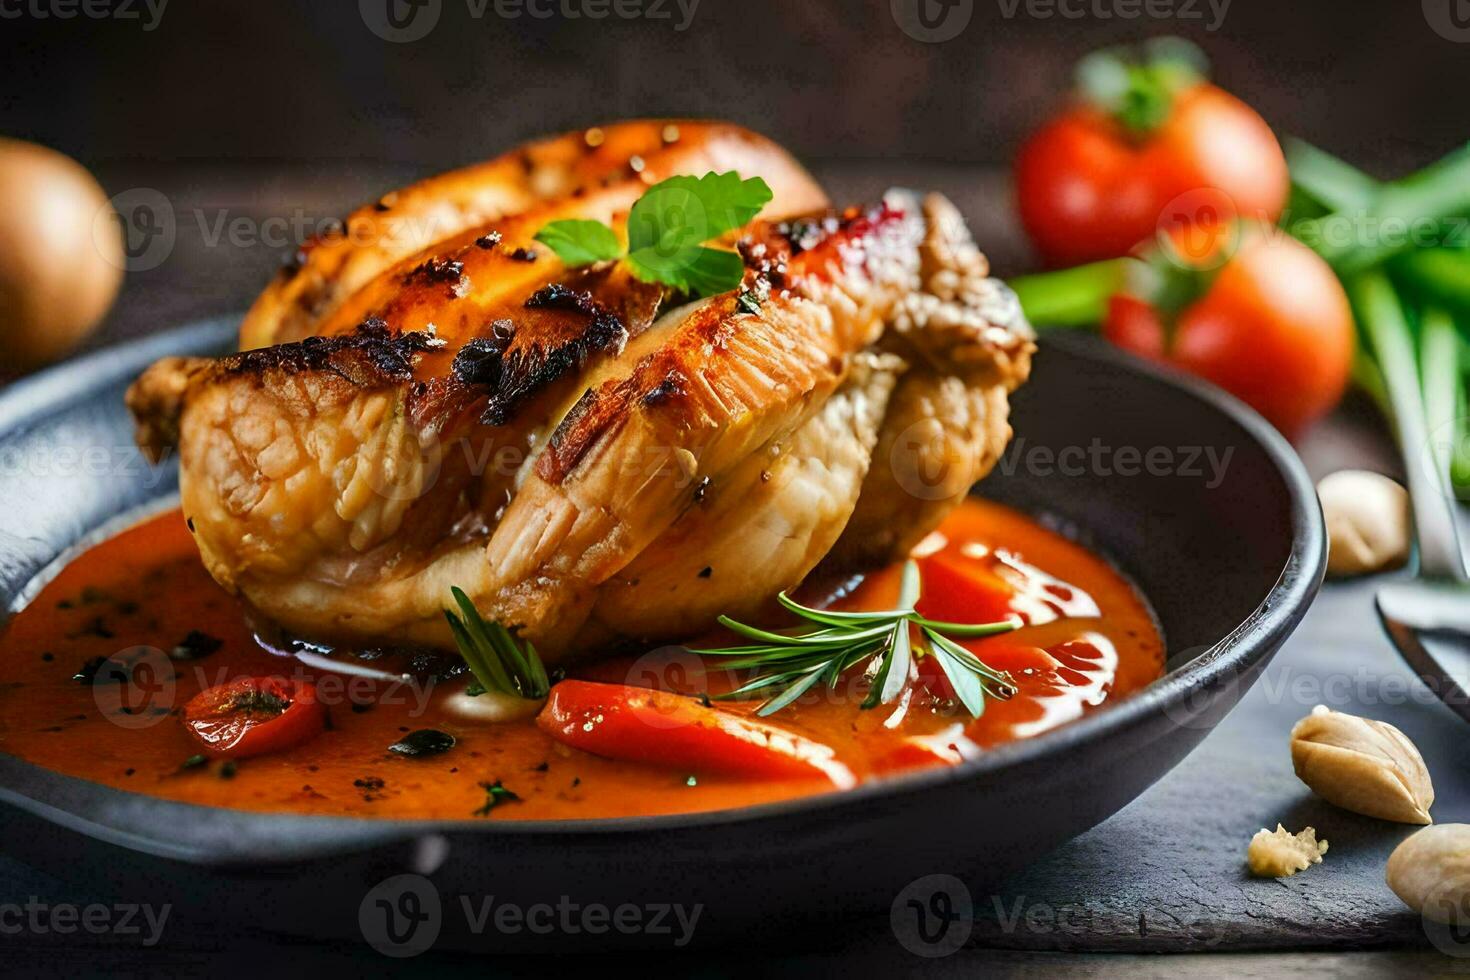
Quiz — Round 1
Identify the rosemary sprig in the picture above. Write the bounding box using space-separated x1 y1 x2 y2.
444 587 550 700
695 561 1021 717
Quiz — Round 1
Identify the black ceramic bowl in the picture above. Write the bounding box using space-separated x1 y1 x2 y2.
0 319 1324 952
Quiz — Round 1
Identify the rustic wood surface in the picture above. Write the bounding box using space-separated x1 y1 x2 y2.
1 162 1466 974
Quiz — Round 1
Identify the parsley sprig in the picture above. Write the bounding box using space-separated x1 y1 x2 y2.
444 587 550 701
695 561 1022 717
534 171 772 297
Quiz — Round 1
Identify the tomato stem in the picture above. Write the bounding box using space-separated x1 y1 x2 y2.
1075 37 1206 138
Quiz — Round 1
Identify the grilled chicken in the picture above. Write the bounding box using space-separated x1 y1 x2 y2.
239 120 827 350
129 123 1032 662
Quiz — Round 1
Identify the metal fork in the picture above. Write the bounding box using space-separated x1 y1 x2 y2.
1370 301 1470 721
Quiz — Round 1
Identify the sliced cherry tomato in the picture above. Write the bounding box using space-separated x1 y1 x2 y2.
182 676 325 759
1015 43 1287 268
1103 225 1355 436
537 680 855 787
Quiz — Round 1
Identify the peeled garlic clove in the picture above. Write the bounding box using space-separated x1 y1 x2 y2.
1290 705 1433 824
1387 824 1470 924
1248 824 1328 878
446 685 545 723
1317 470 1410 577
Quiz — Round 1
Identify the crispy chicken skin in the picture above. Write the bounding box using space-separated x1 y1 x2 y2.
240 120 828 351
128 123 1032 662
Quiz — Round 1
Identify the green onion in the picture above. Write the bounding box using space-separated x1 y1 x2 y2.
1291 143 1470 273
1421 307 1469 497
1008 258 1129 329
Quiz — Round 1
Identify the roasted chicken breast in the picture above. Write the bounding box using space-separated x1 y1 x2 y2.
128 123 1032 662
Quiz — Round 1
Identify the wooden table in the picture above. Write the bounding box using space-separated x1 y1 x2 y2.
1 162 1464 976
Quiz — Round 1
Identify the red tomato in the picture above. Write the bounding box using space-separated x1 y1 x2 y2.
1103 227 1355 436
537 680 854 787
1015 84 1288 268
182 676 325 759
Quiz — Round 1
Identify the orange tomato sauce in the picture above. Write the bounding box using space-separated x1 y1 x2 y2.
0 499 1163 820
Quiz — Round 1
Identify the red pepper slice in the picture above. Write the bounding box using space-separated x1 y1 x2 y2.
537 680 855 788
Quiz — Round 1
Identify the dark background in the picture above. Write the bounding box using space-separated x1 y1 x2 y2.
6 0 1468 172
3 0 1468 351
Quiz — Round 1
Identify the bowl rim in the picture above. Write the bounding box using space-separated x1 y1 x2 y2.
0 319 1326 853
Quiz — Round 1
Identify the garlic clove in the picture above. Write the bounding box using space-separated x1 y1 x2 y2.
1317 470 1410 577
446 685 545 723
1248 824 1328 878
1387 824 1470 925
1290 705 1433 824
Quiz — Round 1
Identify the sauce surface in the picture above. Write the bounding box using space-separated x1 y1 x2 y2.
0 499 1164 820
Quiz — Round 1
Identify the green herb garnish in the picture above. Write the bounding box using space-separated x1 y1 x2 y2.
695 561 1020 718
473 779 520 816
534 171 772 297
532 219 621 266
443 587 549 700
